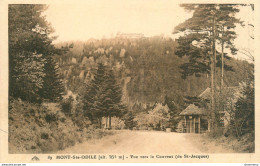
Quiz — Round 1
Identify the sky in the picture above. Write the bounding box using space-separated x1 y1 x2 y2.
45 1 192 41
44 1 254 61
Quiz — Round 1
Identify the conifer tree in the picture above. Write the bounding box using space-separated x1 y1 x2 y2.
39 56 65 102
123 111 135 130
215 5 243 89
234 66 254 137
82 63 127 128
103 68 127 128
83 63 106 127
164 96 180 129
173 4 243 130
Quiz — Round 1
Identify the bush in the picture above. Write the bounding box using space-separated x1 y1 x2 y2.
61 96 74 115
41 133 49 140
45 113 57 123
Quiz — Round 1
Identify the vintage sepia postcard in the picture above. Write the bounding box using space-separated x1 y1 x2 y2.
0 0 259 164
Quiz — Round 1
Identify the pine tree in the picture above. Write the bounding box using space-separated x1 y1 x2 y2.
123 111 135 130
173 4 243 131
39 56 65 102
164 96 180 129
215 5 243 89
82 63 127 128
234 66 254 137
83 63 106 127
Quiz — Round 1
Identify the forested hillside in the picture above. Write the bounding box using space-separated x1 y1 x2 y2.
55 37 252 110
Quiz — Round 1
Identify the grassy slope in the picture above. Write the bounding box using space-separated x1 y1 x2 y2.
187 132 255 153
8 99 113 153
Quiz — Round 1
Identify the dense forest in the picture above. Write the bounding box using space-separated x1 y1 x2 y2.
55 37 252 110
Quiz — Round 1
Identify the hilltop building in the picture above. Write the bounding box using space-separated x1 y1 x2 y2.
116 32 144 39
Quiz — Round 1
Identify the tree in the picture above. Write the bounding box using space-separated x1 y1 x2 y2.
173 4 242 131
39 56 65 102
82 63 127 128
82 63 106 127
123 111 136 130
9 4 65 103
148 103 170 130
215 5 243 89
104 68 128 128
10 51 46 102
234 68 254 137
164 96 181 130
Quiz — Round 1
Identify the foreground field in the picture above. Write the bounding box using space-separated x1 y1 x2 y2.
59 130 235 154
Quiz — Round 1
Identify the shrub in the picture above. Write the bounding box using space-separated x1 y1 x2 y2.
61 96 74 115
60 117 66 123
41 133 49 140
45 113 57 123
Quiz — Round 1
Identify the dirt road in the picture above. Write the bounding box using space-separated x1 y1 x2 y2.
59 130 234 153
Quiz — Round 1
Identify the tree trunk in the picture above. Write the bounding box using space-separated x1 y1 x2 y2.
210 15 217 131
99 118 102 129
221 25 225 91
105 117 108 129
108 115 112 129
